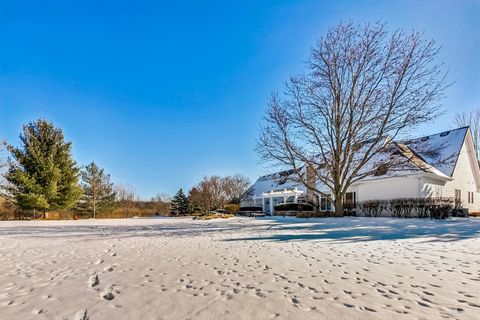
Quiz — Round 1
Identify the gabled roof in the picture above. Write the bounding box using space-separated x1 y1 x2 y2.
403 126 468 177
244 169 305 199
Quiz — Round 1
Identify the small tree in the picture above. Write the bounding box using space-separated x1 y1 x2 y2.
79 162 116 218
5 119 82 217
171 188 190 216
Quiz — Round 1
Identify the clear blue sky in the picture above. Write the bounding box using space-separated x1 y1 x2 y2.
1 0 479 199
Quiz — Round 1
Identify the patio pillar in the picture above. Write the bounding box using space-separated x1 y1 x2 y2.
269 197 273 215
262 197 266 213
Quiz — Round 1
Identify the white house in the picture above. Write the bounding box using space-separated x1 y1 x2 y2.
242 127 480 215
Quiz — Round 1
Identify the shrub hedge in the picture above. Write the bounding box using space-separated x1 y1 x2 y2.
239 206 263 212
274 203 314 212
358 197 458 219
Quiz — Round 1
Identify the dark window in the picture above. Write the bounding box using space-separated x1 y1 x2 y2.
344 192 356 209
320 196 332 211
468 192 474 204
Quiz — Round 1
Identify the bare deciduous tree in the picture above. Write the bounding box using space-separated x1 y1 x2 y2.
114 184 138 211
257 22 447 216
454 109 480 158
188 174 251 212
222 174 251 204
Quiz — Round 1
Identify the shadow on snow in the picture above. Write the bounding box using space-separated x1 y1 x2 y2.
0 216 479 243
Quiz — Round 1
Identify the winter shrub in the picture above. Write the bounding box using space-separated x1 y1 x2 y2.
358 200 387 217
274 203 314 212
239 206 263 212
358 197 455 219
224 204 240 215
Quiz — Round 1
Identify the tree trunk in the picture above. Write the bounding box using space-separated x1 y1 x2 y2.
334 194 343 217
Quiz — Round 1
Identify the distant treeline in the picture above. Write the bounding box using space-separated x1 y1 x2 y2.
0 119 250 220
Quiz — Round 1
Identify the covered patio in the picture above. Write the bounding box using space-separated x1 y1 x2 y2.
260 188 304 214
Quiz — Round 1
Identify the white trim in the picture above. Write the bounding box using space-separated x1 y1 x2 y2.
465 129 480 192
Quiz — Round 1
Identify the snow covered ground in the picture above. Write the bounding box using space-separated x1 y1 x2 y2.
0 216 479 320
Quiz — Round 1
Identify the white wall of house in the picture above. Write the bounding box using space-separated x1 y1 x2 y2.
440 140 480 212
353 175 422 202
420 176 447 198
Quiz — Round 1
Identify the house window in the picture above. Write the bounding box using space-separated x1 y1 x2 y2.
468 192 474 204
455 189 461 201
344 192 357 209
320 195 332 211
455 189 462 208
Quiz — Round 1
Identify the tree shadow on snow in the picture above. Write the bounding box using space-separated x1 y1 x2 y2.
0 217 479 243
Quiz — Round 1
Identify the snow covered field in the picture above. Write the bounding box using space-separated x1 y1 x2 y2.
1 216 480 320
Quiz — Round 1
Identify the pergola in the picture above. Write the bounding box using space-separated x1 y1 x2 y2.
261 188 304 214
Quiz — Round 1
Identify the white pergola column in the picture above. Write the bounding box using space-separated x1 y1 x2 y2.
262 197 266 213
269 197 273 215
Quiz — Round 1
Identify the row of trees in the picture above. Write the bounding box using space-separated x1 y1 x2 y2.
0 119 158 219
169 175 251 215
0 119 251 219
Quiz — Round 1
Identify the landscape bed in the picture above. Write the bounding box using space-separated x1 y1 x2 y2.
0 216 479 320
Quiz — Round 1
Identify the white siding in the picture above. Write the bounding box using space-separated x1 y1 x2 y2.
420 176 446 198
442 142 480 212
354 175 421 201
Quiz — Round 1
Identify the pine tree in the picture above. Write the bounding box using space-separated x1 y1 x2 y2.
6 119 82 216
170 188 189 216
79 162 116 218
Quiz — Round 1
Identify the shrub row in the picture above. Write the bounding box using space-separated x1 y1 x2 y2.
274 203 314 212
239 206 263 212
358 197 459 219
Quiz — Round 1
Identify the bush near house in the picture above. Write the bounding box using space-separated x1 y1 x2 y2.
224 204 240 215
359 200 388 217
238 206 263 212
358 197 457 219
274 203 314 212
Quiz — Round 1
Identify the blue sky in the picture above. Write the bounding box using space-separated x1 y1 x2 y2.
1 0 479 199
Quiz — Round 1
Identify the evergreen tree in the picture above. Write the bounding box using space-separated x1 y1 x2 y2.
6 119 82 216
170 188 189 216
79 162 116 218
